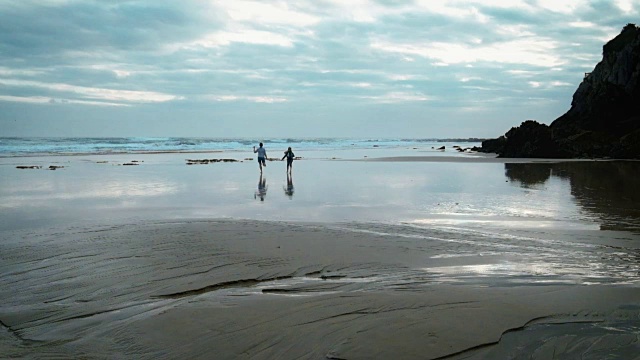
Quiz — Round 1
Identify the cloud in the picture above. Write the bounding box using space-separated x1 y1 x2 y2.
360 91 433 103
528 80 573 89
0 78 179 104
0 95 127 107
371 36 564 67
535 0 582 14
215 0 321 27
614 0 635 12
0 0 637 137
0 66 44 77
206 95 288 103
188 29 295 48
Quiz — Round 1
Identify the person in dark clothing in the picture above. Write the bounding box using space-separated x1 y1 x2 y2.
281 147 295 175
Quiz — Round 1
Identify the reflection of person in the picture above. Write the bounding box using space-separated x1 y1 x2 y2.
254 174 268 201
283 173 294 199
281 147 295 174
253 142 267 173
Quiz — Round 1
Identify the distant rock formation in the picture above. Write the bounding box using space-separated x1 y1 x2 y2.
16 165 65 170
480 24 640 158
186 159 239 165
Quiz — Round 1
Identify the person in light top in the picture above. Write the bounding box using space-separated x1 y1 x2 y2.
253 142 267 173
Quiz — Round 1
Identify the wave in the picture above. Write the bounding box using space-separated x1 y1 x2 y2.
0 137 482 156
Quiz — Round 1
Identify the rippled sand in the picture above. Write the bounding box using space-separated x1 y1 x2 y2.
2 220 639 359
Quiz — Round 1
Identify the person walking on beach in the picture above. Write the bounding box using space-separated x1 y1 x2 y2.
253 143 267 173
281 147 295 175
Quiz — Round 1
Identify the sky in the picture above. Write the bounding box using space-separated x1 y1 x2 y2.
0 0 638 139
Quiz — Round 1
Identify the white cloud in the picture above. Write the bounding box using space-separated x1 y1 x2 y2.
299 80 375 89
550 81 572 87
207 95 287 103
190 29 294 48
0 67 44 77
535 0 583 14
494 24 536 37
412 0 484 19
216 0 320 27
371 37 564 67
85 64 133 78
0 95 127 106
528 80 572 89
0 78 179 103
506 70 538 77
114 70 131 78
614 0 635 12
0 95 55 104
320 0 406 23
569 21 597 28
461 85 494 91
319 69 375 75
360 91 432 103
459 76 482 82
412 0 533 21
349 82 373 88
387 74 419 81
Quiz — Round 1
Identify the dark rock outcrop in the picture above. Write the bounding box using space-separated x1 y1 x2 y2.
494 120 569 158
186 159 239 165
480 24 640 158
16 165 65 170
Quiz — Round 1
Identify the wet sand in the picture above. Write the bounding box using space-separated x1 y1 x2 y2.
1 152 640 359
1 220 639 359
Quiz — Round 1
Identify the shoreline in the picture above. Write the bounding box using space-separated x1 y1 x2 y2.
0 149 228 159
7 151 638 164
361 155 640 163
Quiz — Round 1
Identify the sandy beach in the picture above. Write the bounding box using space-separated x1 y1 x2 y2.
1 150 640 359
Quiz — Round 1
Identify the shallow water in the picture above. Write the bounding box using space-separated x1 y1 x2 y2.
2 151 638 230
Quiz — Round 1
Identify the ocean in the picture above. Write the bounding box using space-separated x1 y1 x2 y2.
0 137 482 156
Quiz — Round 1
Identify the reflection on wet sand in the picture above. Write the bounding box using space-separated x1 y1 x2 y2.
283 173 294 199
254 174 267 201
505 161 640 232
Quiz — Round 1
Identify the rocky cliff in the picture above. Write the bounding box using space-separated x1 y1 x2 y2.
480 24 640 159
